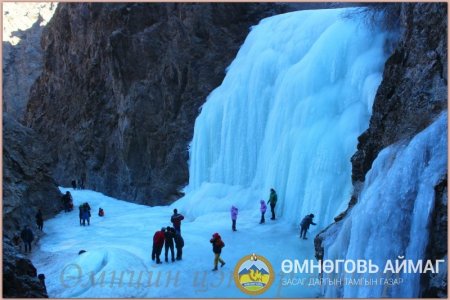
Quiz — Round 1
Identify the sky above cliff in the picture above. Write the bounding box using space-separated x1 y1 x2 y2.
3 2 57 45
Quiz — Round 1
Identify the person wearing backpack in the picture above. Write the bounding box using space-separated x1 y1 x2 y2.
300 214 316 239
230 206 238 231
210 233 225 271
174 232 184 261
259 200 267 224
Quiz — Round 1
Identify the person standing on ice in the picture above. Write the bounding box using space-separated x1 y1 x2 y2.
98 208 104 217
20 225 34 253
268 188 278 220
62 191 73 212
210 233 226 271
152 227 165 264
164 226 176 262
300 214 316 239
171 209 184 234
81 203 91 226
35 209 44 231
259 200 267 224
230 206 238 231
174 232 184 260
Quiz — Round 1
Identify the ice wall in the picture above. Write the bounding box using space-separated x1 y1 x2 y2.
178 8 391 226
322 113 448 297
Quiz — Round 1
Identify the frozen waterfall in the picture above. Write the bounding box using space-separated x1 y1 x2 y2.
177 7 391 227
322 112 448 298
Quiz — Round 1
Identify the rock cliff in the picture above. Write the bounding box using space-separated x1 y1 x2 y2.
3 114 62 237
24 3 288 205
3 239 48 298
2 115 60 297
3 2 57 119
351 3 447 182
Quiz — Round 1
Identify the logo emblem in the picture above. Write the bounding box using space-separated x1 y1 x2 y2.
234 253 274 295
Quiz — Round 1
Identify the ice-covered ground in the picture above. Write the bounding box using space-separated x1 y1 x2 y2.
31 188 321 298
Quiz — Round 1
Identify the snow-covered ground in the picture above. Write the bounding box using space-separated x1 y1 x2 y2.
31 188 321 298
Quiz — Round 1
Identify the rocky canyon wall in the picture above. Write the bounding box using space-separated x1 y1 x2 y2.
24 3 289 205
3 2 57 119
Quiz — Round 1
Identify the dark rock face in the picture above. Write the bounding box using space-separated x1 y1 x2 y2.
421 176 447 298
3 115 60 297
24 3 288 205
3 114 62 237
351 3 447 183
3 239 48 298
3 10 62 289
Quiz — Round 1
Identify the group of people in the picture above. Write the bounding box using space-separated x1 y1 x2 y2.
151 209 226 271
229 188 277 227
79 202 92 226
230 188 278 231
63 190 106 226
230 188 317 240
71 177 85 190
18 187 317 274
15 185 109 257
152 209 185 264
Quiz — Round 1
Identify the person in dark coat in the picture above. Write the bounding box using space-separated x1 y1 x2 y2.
62 191 73 212
98 208 104 217
152 227 166 264
38 274 46 291
259 200 267 224
164 227 176 262
81 203 91 226
80 173 86 189
170 209 185 234
174 232 184 261
21 225 34 253
230 206 238 231
71 180 77 190
268 188 277 220
300 214 317 239
36 209 44 231
210 233 225 271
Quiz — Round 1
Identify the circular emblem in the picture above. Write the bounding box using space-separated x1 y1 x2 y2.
234 253 274 295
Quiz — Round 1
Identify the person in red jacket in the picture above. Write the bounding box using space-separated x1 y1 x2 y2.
152 227 166 264
210 233 226 271
171 209 185 234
